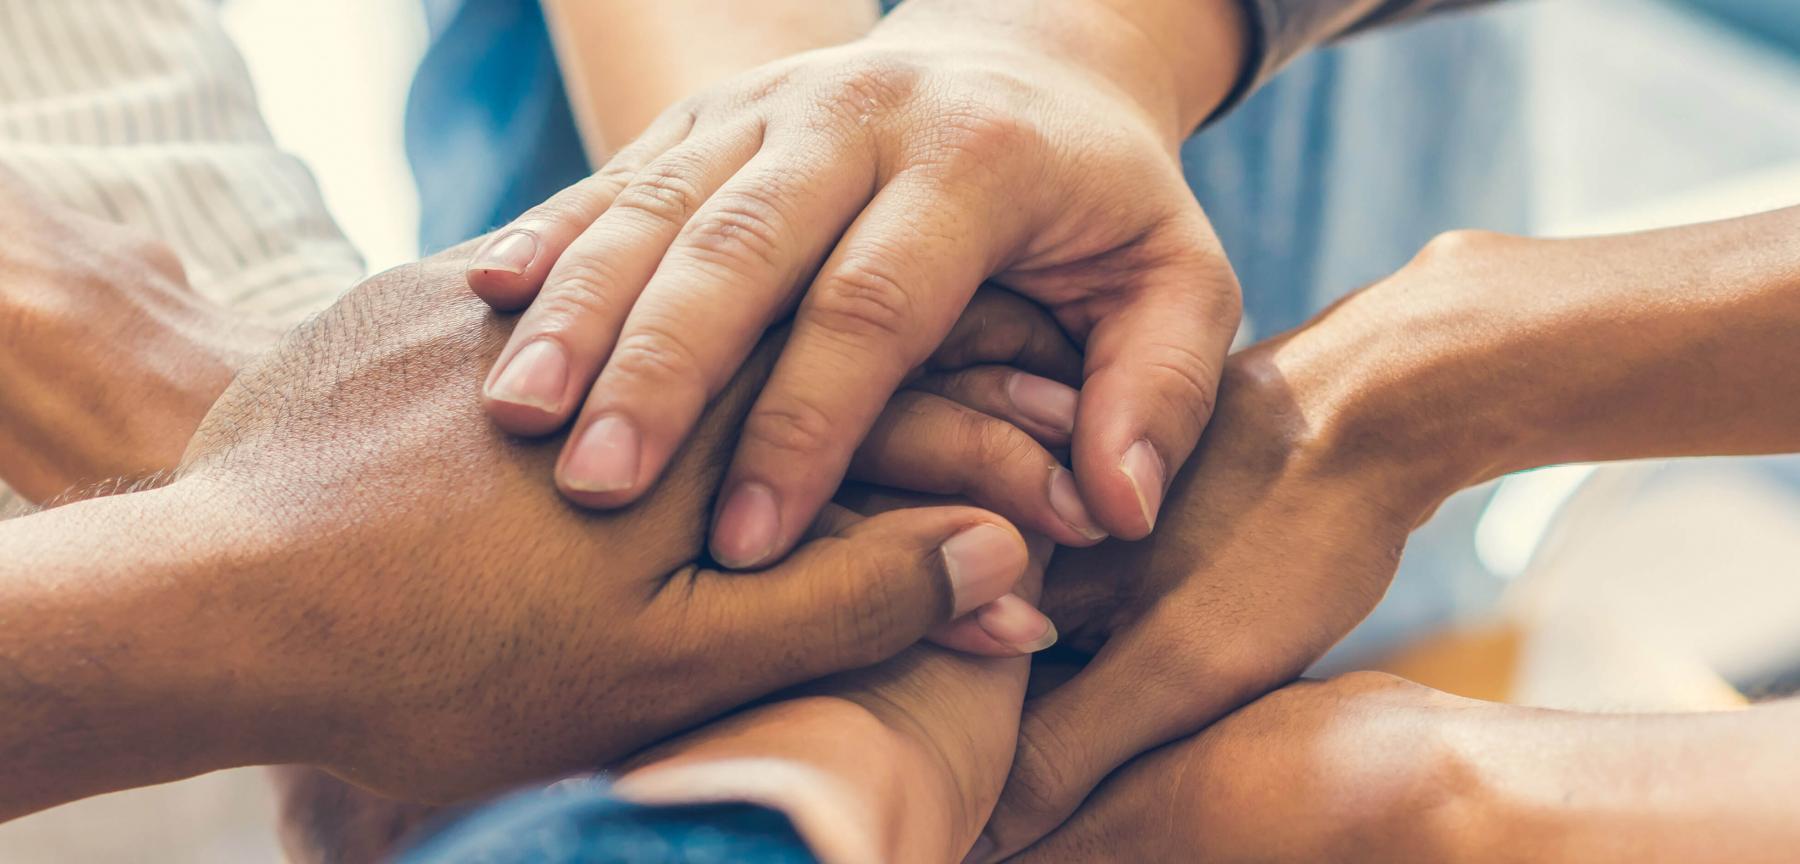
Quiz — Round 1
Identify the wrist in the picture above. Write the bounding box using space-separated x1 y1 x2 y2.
1262 233 1559 519
0 483 304 816
877 0 1247 147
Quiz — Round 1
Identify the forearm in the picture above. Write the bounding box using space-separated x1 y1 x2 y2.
1445 700 1800 864
542 0 879 159
0 485 286 820
1297 206 1800 509
878 0 1247 145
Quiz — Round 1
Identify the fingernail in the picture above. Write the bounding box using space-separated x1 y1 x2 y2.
962 835 997 864
1119 439 1166 532
940 523 1023 616
713 482 780 568
471 230 538 275
1006 372 1077 436
975 595 1058 653
1047 467 1106 541
486 339 568 412
562 415 640 493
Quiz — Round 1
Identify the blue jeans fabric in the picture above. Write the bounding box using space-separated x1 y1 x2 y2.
398 782 818 864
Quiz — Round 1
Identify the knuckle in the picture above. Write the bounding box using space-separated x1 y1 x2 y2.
811 259 916 342
965 411 1037 473
743 391 839 459
833 554 911 665
821 56 922 119
919 101 1037 174
612 160 710 225
1141 341 1220 429
681 189 791 275
607 324 705 385
538 259 628 325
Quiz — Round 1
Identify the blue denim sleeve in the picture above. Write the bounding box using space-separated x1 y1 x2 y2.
398 782 819 864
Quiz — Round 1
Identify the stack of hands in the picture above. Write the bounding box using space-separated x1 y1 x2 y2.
3 0 1799 860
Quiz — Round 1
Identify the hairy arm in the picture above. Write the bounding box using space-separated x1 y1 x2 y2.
0 486 298 821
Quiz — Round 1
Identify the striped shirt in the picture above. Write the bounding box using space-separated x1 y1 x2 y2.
0 0 367 514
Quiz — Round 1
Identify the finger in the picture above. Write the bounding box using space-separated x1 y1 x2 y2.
851 390 1104 546
980 603 1259 860
466 108 695 309
911 366 1077 450
554 136 875 506
711 173 1002 568
481 124 763 436
928 595 1058 657
922 287 1083 386
834 492 1060 657
691 507 1039 690
1068 220 1240 539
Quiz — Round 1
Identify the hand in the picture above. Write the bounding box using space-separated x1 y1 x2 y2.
468 0 1248 567
169 240 1047 803
979 255 1470 855
1009 673 1481 863
613 508 1050 864
0 176 274 502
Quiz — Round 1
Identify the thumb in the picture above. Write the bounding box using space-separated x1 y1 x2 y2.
697 506 1031 688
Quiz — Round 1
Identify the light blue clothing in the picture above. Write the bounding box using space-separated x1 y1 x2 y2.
404 0 1530 665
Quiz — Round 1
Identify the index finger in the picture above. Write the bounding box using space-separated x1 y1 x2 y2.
707 173 1002 568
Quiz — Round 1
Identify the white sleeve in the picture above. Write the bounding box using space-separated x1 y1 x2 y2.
0 0 366 323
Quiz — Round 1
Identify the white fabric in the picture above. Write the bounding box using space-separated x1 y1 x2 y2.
0 0 367 511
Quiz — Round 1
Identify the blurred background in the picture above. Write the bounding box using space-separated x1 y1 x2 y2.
2 0 1797 860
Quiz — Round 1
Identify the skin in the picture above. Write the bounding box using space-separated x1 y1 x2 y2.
604 206 1800 863
981 205 1800 857
0 177 275 503
17 197 1800 859
541 0 881 162
469 0 1251 567
0 238 1069 821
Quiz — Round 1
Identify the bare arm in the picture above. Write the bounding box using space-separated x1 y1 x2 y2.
541 0 880 160
0 488 291 821
1289 204 1800 512
1013 674 1800 864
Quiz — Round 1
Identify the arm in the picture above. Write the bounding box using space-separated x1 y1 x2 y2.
985 204 1800 855
0 240 1045 822
1304 207 1800 497
1011 673 1800 864
542 0 879 160
0 489 290 821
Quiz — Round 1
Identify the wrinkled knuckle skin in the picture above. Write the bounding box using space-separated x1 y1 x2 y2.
834 551 912 667
966 412 1039 477
820 56 922 121
608 326 704 385
1142 341 1220 430
742 393 839 460
537 260 629 328
934 102 1033 161
612 161 709 226
682 190 790 276
812 261 916 342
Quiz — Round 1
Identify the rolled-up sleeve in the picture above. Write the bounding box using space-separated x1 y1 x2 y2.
1216 0 1497 118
